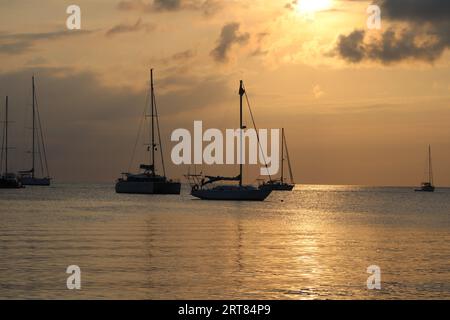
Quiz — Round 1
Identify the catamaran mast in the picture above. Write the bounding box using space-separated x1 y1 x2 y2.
32 76 35 178
239 80 245 186
150 69 155 177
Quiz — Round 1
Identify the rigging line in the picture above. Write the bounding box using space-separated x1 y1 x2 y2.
0 107 5 174
283 130 294 183
128 90 148 173
242 86 272 182
34 88 50 177
153 92 166 177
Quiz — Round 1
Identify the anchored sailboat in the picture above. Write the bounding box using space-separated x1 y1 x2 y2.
1 96 23 189
115 69 181 195
19 76 51 186
187 81 272 201
415 145 435 192
259 128 295 191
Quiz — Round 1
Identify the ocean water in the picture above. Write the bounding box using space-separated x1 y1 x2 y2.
0 184 449 300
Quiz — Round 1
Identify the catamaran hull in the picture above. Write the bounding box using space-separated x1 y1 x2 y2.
21 177 51 186
115 181 181 195
191 189 272 201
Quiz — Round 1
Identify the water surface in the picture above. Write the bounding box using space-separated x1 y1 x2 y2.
0 184 449 299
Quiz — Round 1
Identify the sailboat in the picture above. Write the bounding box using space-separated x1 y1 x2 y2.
115 69 181 195
19 76 51 186
415 145 435 192
259 128 295 191
0 96 23 189
188 81 272 201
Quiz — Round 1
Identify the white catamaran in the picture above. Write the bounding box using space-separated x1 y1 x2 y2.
19 76 51 186
187 80 272 201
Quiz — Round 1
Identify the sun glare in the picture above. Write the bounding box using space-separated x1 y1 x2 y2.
296 0 332 14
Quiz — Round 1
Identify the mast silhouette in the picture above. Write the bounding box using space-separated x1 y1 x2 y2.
5 96 8 175
150 69 155 177
239 80 245 186
428 145 433 185
31 76 35 178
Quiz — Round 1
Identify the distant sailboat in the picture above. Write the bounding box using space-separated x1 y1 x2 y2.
115 69 181 195
187 81 272 201
259 128 295 191
19 76 51 186
415 145 435 192
0 96 23 189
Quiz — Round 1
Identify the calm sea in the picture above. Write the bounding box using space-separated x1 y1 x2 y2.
0 184 449 299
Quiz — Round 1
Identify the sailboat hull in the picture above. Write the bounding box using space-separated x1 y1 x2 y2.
21 177 51 186
414 186 435 192
259 182 294 191
0 179 23 189
115 180 181 195
191 188 272 201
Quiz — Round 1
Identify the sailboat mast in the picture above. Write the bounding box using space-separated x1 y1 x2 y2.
429 145 433 185
32 76 35 178
239 80 245 186
281 128 285 183
5 96 8 175
150 69 155 177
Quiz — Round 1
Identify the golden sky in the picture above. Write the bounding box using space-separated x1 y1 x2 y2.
0 0 449 186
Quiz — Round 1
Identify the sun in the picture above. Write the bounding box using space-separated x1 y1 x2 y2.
296 0 332 14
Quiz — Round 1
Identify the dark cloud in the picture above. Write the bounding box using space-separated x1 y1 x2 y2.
117 0 222 15
379 0 450 22
106 19 155 37
210 23 250 63
0 30 91 55
335 0 450 63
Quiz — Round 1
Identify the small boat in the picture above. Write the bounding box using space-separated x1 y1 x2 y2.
0 96 23 189
259 128 295 191
415 145 435 192
115 69 181 195
187 81 272 201
19 76 51 186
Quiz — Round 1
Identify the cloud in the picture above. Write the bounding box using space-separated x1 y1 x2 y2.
210 23 250 63
106 19 155 37
117 0 222 15
0 30 91 55
335 0 450 64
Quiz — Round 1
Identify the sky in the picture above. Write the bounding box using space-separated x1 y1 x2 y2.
0 0 449 186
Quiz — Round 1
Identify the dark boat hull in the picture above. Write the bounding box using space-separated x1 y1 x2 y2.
21 177 51 186
415 186 435 192
191 188 272 201
0 179 23 189
115 180 181 195
259 183 294 191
